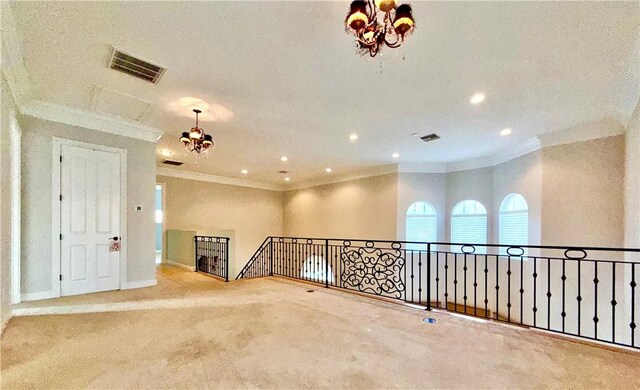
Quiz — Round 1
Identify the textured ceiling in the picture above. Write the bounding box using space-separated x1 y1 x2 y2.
11 1 640 184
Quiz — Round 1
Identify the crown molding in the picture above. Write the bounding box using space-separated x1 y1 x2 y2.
397 162 447 174
492 137 542 167
157 167 284 192
286 164 397 191
20 100 163 143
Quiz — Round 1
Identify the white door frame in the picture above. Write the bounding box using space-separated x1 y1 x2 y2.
10 115 21 304
52 137 128 297
155 182 167 264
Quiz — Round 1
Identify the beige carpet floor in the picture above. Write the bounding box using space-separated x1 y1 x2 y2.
2 266 640 389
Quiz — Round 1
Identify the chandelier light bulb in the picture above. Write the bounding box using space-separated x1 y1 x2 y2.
346 1 369 33
375 0 397 12
393 4 415 36
189 128 202 139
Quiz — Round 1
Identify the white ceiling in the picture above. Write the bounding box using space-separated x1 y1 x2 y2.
10 1 640 184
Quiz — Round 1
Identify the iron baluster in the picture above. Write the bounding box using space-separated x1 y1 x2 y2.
473 254 477 316
631 263 636 347
426 244 431 311
495 255 499 321
594 261 599 340
418 250 422 305
454 253 458 312
577 259 581 336
547 258 551 330
484 255 488 318
507 255 512 322
533 257 537 327
463 253 468 313
611 263 616 343
562 258 566 332
325 239 329 288
520 253 524 325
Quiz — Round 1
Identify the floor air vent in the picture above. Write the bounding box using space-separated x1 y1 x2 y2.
420 134 440 142
109 48 166 84
162 159 183 166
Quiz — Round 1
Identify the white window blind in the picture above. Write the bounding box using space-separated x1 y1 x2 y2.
451 200 487 254
406 202 437 251
499 193 529 255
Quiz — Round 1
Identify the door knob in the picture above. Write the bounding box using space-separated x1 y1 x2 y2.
111 236 120 241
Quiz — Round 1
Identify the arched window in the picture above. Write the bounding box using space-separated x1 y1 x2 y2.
406 202 437 251
499 193 528 255
451 200 487 253
301 256 333 283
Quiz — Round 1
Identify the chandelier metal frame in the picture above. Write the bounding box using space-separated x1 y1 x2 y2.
345 0 415 58
179 109 214 155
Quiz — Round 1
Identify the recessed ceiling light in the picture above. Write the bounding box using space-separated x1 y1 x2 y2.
500 128 512 136
241 169 248 174
284 177 291 182
160 150 171 157
325 168 332 173
349 133 358 141
470 93 485 105
281 156 288 162
392 152 400 158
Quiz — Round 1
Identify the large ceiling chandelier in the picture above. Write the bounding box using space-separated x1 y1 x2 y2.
179 109 214 155
345 0 415 58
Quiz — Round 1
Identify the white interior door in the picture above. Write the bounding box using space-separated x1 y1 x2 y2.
60 144 121 296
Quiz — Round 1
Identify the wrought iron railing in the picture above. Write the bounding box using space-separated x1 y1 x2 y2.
195 236 230 282
237 236 640 349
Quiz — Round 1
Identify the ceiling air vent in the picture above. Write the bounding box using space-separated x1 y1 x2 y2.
420 133 440 142
109 48 166 84
162 160 183 166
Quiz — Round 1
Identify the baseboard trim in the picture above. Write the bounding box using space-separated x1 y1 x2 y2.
123 279 157 290
167 261 195 271
21 289 59 302
1 314 12 335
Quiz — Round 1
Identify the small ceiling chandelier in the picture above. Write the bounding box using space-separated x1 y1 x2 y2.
345 0 415 58
179 109 214 155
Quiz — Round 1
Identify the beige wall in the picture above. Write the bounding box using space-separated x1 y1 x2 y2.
397 152 543 247
283 173 398 240
625 100 640 248
492 151 543 247
21 117 157 296
446 166 495 242
396 172 447 241
0 75 16 330
158 175 283 278
541 135 625 247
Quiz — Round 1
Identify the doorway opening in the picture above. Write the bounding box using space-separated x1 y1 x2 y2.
155 184 164 264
